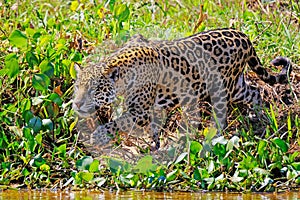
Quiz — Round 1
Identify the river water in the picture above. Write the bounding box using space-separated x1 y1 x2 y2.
0 190 299 199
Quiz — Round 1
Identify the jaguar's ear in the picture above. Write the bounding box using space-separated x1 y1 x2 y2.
109 67 120 83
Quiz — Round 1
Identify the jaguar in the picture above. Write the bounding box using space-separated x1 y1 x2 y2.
73 28 291 150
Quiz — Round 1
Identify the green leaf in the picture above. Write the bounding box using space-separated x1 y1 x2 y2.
26 51 38 68
239 154 258 170
114 4 130 22
290 151 300 163
35 133 43 145
108 158 124 174
28 116 42 133
22 168 30 177
272 138 288 153
193 168 201 180
1 162 11 171
213 143 226 158
23 127 34 140
48 93 63 106
40 164 50 172
269 104 278 131
33 31 42 40
23 110 34 124
79 171 94 182
30 155 46 168
292 162 300 171
56 144 66 158
108 0 116 11
47 18 56 27
258 140 267 158
166 169 178 182
25 27 36 37
76 156 93 170
69 62 76 79
190 141 202 155
38 35 51 48
0 68 9 77
21 98 31 111
70 51 82 62
9 30 28 48
42 119 54 131
89 160 99 173
204 127 218 141
134 155 157 174
32 73 50 91
39 60 54 78
5 53 19 78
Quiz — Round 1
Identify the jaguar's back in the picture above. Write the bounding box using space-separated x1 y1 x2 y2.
150 29 290 132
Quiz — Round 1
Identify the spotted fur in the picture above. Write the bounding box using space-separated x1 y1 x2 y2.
73 28 291 149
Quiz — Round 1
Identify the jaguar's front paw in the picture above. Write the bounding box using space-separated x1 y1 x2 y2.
90 125 112 146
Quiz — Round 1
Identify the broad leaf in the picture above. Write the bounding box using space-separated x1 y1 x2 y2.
76 156 93 170
258 140 267 158
79 171 94 182
5 53 19 78
134 155 157 174
40 60 54 78
273 138 288 153
26 51 38 68
28 116 42 133
190 141 202 155
166 169 178 181
42 119 54 131
30 154 46 168
9 30 27 48
32 73 50 91
89 160 100 173
48 93 63 106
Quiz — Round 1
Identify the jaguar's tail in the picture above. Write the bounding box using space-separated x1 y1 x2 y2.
248 54 291 85
270 56 292 84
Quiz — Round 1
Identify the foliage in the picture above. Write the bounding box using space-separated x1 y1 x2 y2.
0 0 299 192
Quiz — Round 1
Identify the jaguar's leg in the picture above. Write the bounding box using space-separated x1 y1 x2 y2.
231 74 263 123
207 75 229 134
89 84 157 149
90 108 151 146
151 88 179 150
149 107 165 150
232 74 262 105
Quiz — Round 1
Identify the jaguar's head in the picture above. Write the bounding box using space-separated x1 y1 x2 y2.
72 63 119 118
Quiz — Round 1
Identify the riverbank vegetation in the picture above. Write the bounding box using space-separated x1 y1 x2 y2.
0 0 300 192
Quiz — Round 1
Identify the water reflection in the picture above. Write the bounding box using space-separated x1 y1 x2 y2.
0 190 299 200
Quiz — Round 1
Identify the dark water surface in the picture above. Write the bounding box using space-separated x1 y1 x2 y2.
0 190 299 199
